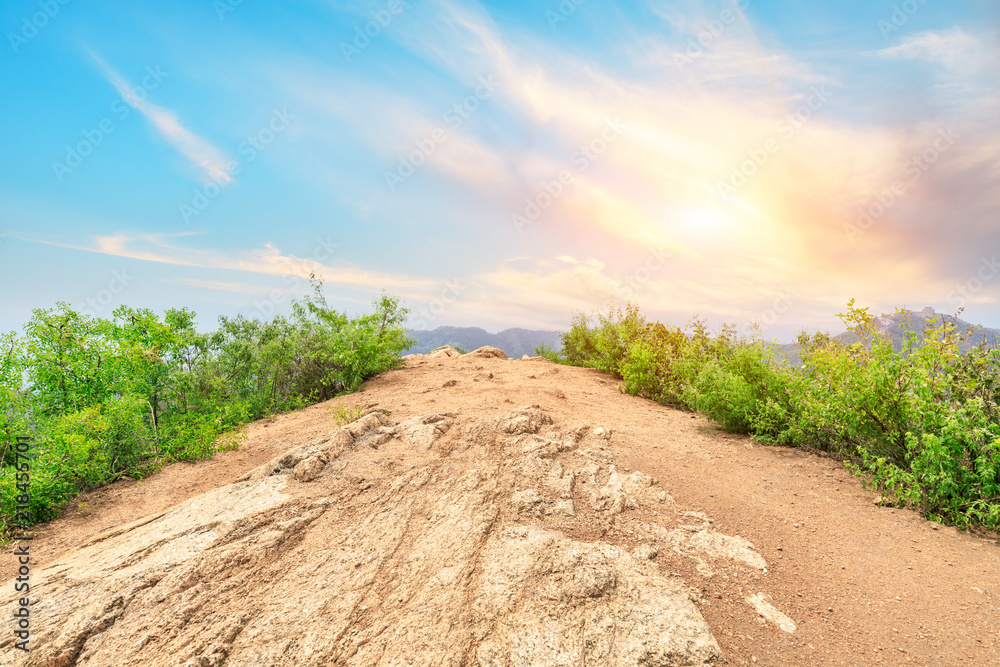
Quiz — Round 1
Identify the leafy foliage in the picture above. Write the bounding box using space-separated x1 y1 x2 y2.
551 301 1000 530
532 343 561 362
0 278 412 534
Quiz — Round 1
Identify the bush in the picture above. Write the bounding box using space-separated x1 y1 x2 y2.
532 343 560 362
688 341 793 436
0 278 413 535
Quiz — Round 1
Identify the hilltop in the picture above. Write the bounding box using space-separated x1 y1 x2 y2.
2 346 997 665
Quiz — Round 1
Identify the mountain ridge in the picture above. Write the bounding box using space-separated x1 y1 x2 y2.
778 306 1000 365
404 326 562 358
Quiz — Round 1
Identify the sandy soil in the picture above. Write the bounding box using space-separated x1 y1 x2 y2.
6 353 999 666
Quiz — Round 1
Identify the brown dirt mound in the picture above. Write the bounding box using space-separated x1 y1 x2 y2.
3 354 998 666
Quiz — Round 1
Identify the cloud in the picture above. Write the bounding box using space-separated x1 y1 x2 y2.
20 231 441 297
393 4 1000 313
87 49 234 184
875 28 980 68
180 3 1000 334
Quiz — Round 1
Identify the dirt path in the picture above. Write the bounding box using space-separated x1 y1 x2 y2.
7 354 999 665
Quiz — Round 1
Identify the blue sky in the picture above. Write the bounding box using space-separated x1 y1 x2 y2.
1 0 998 340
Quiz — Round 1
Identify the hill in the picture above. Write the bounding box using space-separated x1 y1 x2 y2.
837 307 1000 350
2 346 998 665
404 326 562 357
778 306 1000 365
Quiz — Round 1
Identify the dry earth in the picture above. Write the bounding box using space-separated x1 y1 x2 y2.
2 346 998 665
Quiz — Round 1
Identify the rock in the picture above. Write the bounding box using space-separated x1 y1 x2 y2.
463 345 508 359
293 456 326 482
543 462 575 498
632 544 658 561
347 412 383 438
512 488 545 514
498 406 552 435
593 466 639 514
397 414 453 451
686 530 767 570
592 466 662 514
427 345 462 358
552 498 577 517
324 429 356 458
746 592 797 633
2 408 728 666
637 522 767 572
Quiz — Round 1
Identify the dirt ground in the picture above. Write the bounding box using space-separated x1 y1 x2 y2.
8 353 999 666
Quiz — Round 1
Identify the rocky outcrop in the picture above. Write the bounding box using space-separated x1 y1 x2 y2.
1 406 772 666
461 345 507 360
427 345 463 359
404 345 510 362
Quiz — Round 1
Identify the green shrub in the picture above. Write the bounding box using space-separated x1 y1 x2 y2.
0 278 413 535
688 341 792 436
550 300 1000 530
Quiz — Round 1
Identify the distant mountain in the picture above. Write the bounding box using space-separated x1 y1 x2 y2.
778 307 1000 366
404 326 563 358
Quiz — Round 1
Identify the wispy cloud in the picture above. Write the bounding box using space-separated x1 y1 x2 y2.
87 49 234 184
875 28 980 68
18 230 440 297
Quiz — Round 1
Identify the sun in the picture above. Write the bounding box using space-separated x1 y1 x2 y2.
678 206 731 237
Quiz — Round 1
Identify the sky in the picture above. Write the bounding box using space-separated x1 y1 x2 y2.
1 0 998 341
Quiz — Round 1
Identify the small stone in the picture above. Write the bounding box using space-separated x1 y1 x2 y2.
632 544 658 561
293 456 326 482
